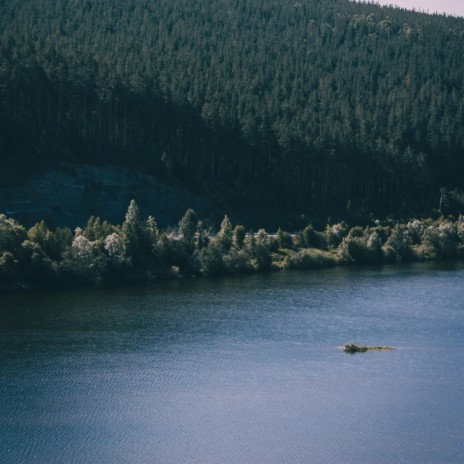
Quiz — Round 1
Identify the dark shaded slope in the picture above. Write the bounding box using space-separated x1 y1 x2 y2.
1 0 463 220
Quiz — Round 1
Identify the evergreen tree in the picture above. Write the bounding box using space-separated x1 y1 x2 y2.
217 215 233 251
122 199 142 262
178 209 198 244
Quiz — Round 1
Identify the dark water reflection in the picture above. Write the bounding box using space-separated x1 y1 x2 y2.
1 262 463 463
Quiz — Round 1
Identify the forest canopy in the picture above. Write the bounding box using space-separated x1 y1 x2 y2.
0 0 463 218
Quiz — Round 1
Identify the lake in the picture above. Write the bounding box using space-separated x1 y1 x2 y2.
1 262 463 463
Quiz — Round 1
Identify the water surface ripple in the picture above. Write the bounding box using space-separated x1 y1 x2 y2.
1 262 463 463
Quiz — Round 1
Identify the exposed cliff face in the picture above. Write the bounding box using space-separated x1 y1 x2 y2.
0 164 216 228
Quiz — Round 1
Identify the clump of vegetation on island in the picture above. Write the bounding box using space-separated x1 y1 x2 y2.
343 343 395 353
344 343 369 353
1 199 464 289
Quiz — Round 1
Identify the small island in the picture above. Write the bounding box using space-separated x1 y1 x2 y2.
343 343 395 353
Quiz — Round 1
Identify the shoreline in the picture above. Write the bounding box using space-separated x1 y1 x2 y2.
1 258 462 295
1 205 463 294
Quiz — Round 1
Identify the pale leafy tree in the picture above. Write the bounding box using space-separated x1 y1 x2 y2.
0 214 27 253
70 235 94 263
62 234 107 280
421 222 457 258
0 251 18 278
104 233 128 266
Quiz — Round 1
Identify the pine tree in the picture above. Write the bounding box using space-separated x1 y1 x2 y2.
122 199 142 262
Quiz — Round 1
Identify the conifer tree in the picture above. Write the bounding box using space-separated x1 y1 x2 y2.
178 209 198 244
122 199 142 262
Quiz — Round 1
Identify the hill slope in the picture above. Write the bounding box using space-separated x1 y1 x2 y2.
1 0 463 222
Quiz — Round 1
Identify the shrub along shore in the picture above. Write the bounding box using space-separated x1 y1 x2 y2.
1 200 463 290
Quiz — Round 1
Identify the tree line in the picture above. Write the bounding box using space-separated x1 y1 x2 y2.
1 200 463 288
0 0 463 218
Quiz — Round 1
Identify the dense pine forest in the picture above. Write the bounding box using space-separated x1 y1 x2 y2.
1 0 464 220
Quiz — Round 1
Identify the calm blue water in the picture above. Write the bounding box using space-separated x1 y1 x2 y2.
0 262 463 464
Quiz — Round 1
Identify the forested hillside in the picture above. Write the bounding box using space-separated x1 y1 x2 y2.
1 0 463 220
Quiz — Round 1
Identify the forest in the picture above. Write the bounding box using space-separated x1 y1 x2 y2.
0 0 463 221
1 200 463 288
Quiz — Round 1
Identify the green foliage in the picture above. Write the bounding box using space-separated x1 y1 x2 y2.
217 216 233 251
195 228 209 251
61 233 108 283
223 248 254 274
0 251 18 281
154 232 186 270
122 199 143 262
382 225 414 262
104 233 129 268
232 225 246 249
28 220 52 247
145 216 159 244
301 225 317 248
415 221 458 259
344 343 368 353
46 227 73 260
1 200 464 288
196 239 225 276
338 226 383 264
28 221 73 261
18 240 56 283
286 248 337 270
325 222 349 247
276 228 293 249
343 342 394 353
83 217 115 242
248 230 272 271
0 215 27 254
178 209 198 244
